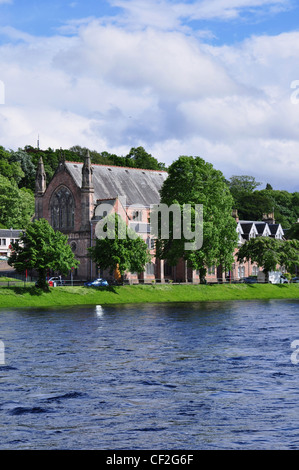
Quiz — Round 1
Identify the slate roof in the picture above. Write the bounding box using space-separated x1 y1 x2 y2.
254 222 269 235
0 229 22 238
269 224 281 235
238 220 285 238
65 162 168 207
239 222 255 234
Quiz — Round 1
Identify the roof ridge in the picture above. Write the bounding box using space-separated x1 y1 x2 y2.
65 161 167 173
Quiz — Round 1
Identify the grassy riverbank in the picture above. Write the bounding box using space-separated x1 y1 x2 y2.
0 283 298 309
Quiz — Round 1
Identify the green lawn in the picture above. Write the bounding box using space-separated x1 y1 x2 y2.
0 283 298 309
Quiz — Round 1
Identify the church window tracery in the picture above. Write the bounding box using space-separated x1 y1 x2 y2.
50 186 75 231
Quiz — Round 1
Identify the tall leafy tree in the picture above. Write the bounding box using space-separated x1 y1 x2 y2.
0 146 24 185
237 237 299 279
228 175 274 221
279 239 299 275
8 219 79 289
0 174 34 229
229 175 262 195
126 147 166 170
89 213 151 279
9 148 36 191
237 237 282 282
157 156 238 282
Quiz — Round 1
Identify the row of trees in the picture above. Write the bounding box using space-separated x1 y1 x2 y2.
0 143 299 231
237 237 299 281
228 175 299 228
8 156 299 288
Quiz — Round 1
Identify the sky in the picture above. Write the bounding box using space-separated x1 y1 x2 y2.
0 0 299 192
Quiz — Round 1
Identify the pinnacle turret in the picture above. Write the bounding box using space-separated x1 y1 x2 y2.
81 150 94 191
35 156 46 195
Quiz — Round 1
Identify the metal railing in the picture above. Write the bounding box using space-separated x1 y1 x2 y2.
0 276 293 288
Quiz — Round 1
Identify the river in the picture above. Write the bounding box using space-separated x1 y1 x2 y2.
0 299 298 450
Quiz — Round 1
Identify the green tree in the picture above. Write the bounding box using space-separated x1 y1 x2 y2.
260 188 295 227
227 174 299 228
236 191 274 221
228 175 275 221
279 239 299 275
229 175 262 198
0 174 34 228
237 237 299 280
8 219 79 289
126 147 166 170
89 213 151 279
237 237 282 281
0 146 25 185
157 156 238 282
286 222 299 240
9 148 36 191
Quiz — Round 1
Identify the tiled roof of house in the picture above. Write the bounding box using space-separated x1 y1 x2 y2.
0 229 22 238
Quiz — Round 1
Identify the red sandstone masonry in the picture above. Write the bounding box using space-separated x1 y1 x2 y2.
42 167 84 233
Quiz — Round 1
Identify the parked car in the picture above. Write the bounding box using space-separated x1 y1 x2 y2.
258 271 289 284
84 278 109 287
241 277 258 283
35 276 64 287
291 277 299 283
48 276 64 286
280 275 289 284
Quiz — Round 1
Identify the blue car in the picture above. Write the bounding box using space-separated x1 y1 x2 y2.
84 278 109 287
241 277 258 283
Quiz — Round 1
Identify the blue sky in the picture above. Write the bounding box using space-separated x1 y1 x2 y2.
0 1 119 38
0 0 299 191
1 0 297 43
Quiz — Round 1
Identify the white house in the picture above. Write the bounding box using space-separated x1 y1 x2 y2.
0 229 22 260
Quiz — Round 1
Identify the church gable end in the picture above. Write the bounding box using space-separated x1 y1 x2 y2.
40 160 82 233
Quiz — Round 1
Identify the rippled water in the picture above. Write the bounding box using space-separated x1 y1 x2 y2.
0 299 299 450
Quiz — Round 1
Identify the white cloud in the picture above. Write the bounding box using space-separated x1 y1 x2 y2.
183 0 291 20
0 14 299 191
53 22 240 100
109 0 292 28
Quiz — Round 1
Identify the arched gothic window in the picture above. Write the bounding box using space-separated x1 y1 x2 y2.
50 186 75 231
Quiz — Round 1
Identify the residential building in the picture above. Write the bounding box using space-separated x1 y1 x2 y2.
0 228 22 272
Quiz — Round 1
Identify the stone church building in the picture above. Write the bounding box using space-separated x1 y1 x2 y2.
34 151 177 282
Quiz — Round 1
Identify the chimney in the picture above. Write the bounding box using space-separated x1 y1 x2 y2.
262 212 275 224
232 209 239 222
